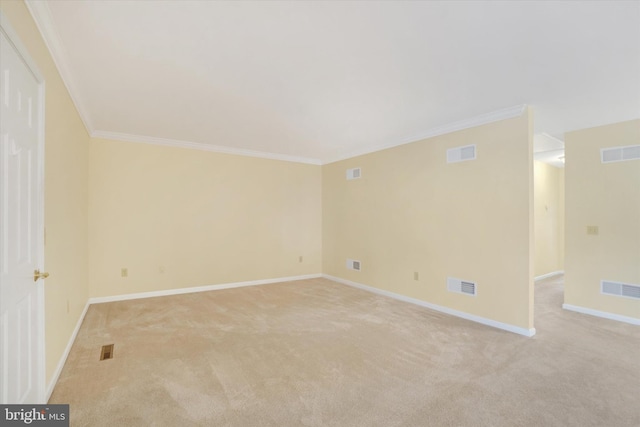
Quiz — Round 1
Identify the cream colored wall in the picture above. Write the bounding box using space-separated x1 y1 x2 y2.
533 161 564 277
0 2 90 385
323 110 534 330
88 138 322 297
564 119 640 319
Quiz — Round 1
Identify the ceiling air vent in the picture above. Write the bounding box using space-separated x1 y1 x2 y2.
601 145 640 163
346 259 361 271
601 280 640 300
447 144 476 163
447 277 477 296
346 167 361 180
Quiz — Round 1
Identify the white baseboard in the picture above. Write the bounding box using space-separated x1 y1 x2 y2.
534 271 564 281
88 274 322 304
46 300 90 402
46 274 321 399
562 304 640 326
323 274 535 337
48 271 541 398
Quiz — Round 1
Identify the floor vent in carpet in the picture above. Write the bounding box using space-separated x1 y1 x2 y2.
100 344 114 361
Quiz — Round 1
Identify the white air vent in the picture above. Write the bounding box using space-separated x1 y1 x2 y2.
447 277 477 296
346 167 361 180
601 145 640 163
601 280 640 299
447 144 476 163
346 259 361 271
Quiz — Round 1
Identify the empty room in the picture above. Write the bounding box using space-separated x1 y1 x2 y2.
1 0 639 426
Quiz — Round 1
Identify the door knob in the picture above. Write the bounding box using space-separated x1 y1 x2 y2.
34 269 49 282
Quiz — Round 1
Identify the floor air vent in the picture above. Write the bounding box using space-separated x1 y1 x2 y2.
601 281 640 299
601 145 640 163
100 344 115 361
448 277 477 296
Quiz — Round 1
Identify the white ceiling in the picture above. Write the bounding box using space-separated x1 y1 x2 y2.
26 0 640 164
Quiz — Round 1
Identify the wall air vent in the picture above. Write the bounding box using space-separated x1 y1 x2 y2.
601 145 640 163
346 259 361 271
346 167 362 180
447 277 477 296
601 280 640 300
447 144 476 163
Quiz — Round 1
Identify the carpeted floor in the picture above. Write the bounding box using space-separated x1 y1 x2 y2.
49 276 640 426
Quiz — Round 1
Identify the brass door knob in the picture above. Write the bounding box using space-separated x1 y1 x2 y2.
34 269 50 282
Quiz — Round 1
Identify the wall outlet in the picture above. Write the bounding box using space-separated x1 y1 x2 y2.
159 266 165 274
414 272 419 281
121 268 128 277
586 225 599 235
299 256 303 263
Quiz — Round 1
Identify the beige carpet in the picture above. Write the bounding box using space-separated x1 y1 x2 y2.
49 276 640 426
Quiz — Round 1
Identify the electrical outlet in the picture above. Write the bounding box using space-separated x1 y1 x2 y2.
159 266 165 274
586 226 599 235
299 256 303 263
414 272 419 281
121 268 128 277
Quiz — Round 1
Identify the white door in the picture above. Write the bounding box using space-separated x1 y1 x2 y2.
0 16 46 404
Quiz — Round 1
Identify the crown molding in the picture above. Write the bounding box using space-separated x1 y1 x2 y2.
92 105 526 166
324 104 527 164
539 132 564 144
21 3 527 168
24 0 318 165
25 0 94 134
91 131 323 165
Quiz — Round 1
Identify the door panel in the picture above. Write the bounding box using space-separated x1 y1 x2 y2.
0 21 44 404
